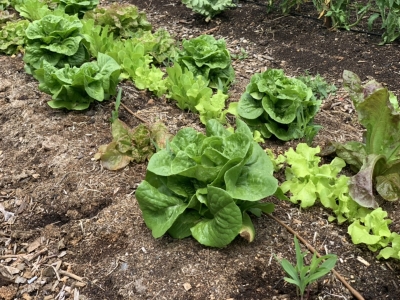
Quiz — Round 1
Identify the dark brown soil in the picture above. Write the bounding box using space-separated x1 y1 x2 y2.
1 1 400 300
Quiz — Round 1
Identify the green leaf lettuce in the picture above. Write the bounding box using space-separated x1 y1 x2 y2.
136 119 277 247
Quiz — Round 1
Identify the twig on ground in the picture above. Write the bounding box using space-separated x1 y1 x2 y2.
199 26 219 36
47 264 61 281
265 213 365 300
58 270 85 282
270 15 288 22
151 289 163 300
104 258 120 277
120 102 148 124
0 254 21 259
24 247 48 262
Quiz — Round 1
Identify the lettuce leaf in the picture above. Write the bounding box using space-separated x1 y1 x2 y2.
15 0 51 21
34 52 120 110
195 90 228 124
123 29 176 64
378 233 400 260
181 0 236 21
347 208 392 251
94 119 171 170
166 63 229 124
107 39 167 97
175 34 235 91
83 3 151 37
237 69 321 141
58 0 99 17
272 144 400 260
0 19 29 55
136 119 277 247
190 186 242 247
166 63 211 112
23 14 89 72
80 18 115 58
274 143 364 224
332 71 400 207
134 65 167 97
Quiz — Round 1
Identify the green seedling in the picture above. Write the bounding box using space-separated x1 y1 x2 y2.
278 236 337 299
231 47 248 60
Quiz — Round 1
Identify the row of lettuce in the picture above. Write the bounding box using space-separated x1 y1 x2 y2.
181 0 400 44
0 0 333 141
135 71 400 260
1 0 399 260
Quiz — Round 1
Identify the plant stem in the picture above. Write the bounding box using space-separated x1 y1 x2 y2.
120 102 148 124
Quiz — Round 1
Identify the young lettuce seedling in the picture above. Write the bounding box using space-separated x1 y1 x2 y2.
277 236 337 299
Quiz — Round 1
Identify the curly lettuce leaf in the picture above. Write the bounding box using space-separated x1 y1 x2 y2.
83 3 151 37
134 65 167 97
378 233 400 260
195 89 228 124
106 39 166 97
107 39 152 73
0 19 29 55
167 64 229 124
124 28 176 63
348 208 392 251
277 143 363 223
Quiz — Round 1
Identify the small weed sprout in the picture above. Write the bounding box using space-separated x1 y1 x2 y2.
232 47 248 60
277 236 337 299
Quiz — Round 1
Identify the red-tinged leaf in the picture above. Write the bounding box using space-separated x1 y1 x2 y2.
376 172 400 202
349 154 384 208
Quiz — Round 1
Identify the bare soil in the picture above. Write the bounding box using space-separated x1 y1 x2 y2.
1 1 400 299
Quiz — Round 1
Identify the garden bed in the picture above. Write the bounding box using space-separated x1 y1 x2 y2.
1 0 400 299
